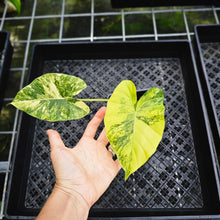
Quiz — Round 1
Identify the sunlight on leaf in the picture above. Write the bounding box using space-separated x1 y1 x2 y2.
105 80 165 180
10 73 90 121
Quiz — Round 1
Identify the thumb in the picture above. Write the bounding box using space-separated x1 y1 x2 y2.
47 129 65 151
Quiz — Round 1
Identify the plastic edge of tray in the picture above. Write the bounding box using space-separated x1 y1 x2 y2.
110 0 220 8
0 31 13 112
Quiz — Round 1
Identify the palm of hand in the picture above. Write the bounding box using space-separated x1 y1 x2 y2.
48 107 121 208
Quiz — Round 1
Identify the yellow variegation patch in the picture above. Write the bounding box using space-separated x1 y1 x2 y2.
104 80 165 180
10 73 90 121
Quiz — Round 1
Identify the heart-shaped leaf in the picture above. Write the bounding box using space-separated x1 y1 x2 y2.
104 80 165 180
10 73 90 121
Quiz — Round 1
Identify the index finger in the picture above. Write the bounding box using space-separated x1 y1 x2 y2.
83 107 106 138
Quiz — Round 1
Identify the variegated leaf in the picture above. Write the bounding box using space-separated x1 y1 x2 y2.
11 73 89 121
104 80 165 180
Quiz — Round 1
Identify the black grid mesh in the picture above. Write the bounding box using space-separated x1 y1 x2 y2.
24 58 203 209
201 43 220 126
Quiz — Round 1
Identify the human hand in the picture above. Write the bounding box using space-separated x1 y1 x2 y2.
47 107 121 209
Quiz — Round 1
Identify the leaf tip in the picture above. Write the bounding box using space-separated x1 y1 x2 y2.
124 170 132 181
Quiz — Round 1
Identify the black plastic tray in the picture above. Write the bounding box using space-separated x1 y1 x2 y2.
0 31 13 111
194 24 220 171
111 0 220 8
5 41 220 219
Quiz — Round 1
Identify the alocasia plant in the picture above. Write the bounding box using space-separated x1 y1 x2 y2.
11 73 165 180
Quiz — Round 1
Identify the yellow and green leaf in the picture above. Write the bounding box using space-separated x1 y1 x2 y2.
104 80 165 180
10 73 89 121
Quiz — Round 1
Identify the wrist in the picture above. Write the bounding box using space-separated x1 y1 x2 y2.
54 183 90 214
37 184 90 220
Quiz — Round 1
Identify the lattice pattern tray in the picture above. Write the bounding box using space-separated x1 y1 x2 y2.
6 41 220 219
200 43 220 121
25 58 202 209
195 25 220 165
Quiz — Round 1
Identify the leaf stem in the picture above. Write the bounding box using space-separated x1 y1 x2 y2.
77 98 109 102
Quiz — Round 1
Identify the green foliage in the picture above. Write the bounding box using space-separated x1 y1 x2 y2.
10 73 89 121
7 0 21 13
104 80 165 180
11 73 165 180
156 12 185 33
186 11 216 32
101 15 122 35
95 15 122 36
125 14 153 35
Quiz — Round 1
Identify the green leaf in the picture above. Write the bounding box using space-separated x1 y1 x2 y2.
7 0 21 13
10 73 90 121
104 80 165 180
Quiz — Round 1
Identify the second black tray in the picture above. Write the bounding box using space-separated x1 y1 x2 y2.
194 24 220 169
111 0 220 8
5 41 220 219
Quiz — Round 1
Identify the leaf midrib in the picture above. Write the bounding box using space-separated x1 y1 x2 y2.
128 107 137 172
13 97 75 103
138 96 162 109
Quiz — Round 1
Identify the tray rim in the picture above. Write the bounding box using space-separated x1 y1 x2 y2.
5 40 220 219
111 0 220 8
0 30 13 111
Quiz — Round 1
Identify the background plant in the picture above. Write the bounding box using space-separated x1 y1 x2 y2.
5 0 21 13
